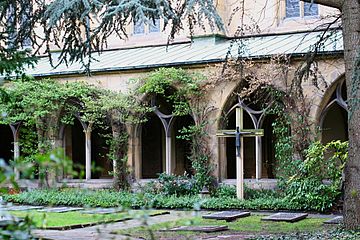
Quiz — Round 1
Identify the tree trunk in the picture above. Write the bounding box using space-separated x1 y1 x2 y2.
343 0 360 230
110 115 130 191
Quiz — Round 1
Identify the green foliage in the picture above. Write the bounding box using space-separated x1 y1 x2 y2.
212 184 281 200
0 215 36 240
256 228 360 240
137 67 203 116
2 188 304 211
141 173 197 196
283 140 348 212
0 78 147 189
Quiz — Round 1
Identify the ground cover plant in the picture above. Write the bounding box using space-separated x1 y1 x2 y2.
113 215 332 240
8 210 166 229
0 187 333 212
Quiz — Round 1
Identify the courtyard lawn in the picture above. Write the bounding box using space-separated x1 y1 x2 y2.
114 215 332 239
9 210 167 229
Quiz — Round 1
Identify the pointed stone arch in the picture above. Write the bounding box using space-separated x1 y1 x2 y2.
218 91 277 180
318 77 348 144
136 87 194 179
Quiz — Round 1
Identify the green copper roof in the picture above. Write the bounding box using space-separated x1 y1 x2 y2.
27 30 343 77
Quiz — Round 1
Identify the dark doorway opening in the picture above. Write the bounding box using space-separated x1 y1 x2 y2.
173 115 194 176
261 115 277 178
91 125 112 179
0 124 13 163
322 104 348 143
141 113 164 178
64 118 85 179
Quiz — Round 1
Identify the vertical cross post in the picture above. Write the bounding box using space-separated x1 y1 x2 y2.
236 108 244 199
217 107 264 200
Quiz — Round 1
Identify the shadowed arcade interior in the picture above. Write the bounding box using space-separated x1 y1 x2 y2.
141 113 165 178
321 82 348 144
173 115 194 176
0 124 13 163
63 119 86 179
91 125 112 179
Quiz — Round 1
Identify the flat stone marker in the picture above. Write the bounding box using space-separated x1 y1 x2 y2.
203 211 250 222
324 216 343 225
81 208 123 214
261 213 308 223
38 207 84 213
3 205 43 211
168 225 228 233
0 215 21 227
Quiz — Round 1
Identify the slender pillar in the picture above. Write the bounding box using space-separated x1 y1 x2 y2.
255 136 262 179
10 123 21 180
165 134 172 174
236 108 244 199
85 128 92 180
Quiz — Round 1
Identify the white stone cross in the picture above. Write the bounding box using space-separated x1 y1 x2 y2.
217 107 264 199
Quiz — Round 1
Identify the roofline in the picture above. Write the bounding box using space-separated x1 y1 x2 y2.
32 50 344 78
225 27 342 40
36 28 341 60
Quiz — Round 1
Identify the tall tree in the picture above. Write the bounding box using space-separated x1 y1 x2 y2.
303 0 360 230
0 0 224 73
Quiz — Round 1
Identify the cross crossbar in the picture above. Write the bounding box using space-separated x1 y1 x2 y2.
216 129 264 137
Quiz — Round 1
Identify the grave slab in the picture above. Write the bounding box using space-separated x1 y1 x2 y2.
261 213 308 223
0 215 21 227
3 205 44 211
324 216 343 225
202 211 250 222
81 208 123 214
168 225 228 233
38 207 84 213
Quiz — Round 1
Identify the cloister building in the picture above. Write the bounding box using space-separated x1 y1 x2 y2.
0 1 347 188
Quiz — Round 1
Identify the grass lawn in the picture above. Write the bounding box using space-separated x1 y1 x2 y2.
115 215 332 239
9 209 167 229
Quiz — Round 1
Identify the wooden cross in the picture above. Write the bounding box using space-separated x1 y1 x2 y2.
217 107 264 199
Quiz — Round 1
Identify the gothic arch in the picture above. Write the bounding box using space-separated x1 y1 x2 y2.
137 90 194 179
317 77 348 144
218 93 275 180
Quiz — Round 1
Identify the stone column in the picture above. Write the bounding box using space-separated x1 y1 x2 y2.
256 136 262 179
165 133 172 175
85 127 92 180
10 123 21 180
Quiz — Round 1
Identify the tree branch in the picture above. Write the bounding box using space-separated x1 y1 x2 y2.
302 0 343 9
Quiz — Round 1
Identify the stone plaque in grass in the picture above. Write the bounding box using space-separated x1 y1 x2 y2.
4 205 43 211
168 225 228 233
38 207 84 213
0 215 21 227
261 213 308 223
324 216 343 225
202 211 250 222
81 208 123 214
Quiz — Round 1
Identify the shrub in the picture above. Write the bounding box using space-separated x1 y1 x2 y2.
283 140 348 212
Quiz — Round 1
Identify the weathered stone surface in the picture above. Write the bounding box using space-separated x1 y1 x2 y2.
261 213 308 223
38 207 84 213
2 205 43 211
324 216 343 224
168 225 228 232
81 208 123 214
203 211 250 222
0 215 21 227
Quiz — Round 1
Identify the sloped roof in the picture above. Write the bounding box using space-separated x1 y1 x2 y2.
27 29 343 77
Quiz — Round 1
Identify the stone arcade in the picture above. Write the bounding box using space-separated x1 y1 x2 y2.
0 1 347 189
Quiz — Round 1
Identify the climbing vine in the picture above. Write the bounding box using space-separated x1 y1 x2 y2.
137 67 215 191
0 78 147 189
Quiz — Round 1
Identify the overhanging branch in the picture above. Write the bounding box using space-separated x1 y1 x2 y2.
302 0 343 9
